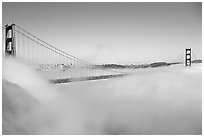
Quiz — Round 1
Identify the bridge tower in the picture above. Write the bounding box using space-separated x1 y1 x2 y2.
185 48 191 66
5 23 16 56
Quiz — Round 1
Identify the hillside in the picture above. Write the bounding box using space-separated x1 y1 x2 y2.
95 60 202 69
2 80 38 135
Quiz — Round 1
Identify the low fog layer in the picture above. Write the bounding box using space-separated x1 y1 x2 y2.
2 58 202 135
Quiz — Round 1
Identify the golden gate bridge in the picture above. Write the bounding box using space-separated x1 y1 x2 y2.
4 23 199 84
4 23 128 83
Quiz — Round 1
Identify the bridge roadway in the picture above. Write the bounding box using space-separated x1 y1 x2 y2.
50 73 128 84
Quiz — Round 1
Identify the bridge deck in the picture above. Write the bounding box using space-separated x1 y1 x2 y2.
50 74 128 84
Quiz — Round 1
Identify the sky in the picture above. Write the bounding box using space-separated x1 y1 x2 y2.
2 2 202 64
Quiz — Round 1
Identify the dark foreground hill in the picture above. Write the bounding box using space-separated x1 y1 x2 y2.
2 80 38 135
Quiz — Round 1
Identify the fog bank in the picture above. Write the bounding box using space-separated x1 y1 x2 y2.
2 58 202 134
